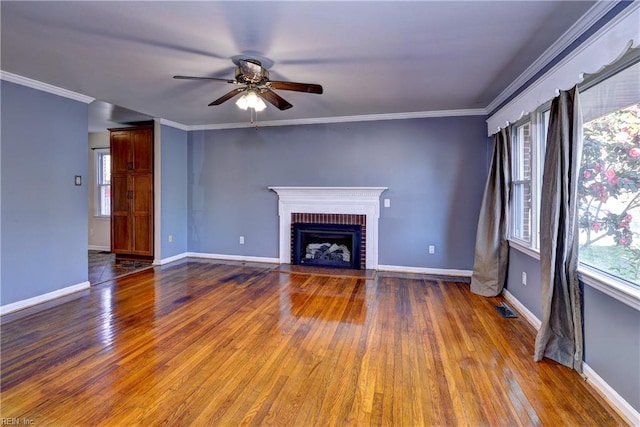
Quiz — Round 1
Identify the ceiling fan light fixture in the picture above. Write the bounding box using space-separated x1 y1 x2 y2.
254 96 267 112
236 90 267 112
235 94 249 110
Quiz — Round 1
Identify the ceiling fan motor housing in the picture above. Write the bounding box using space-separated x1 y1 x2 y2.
235 59 269 84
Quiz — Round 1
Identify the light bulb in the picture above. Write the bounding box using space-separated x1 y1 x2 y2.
254 97 267 112
245 91 259 108
235 94 249 110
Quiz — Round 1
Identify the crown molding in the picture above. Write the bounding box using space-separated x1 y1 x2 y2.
487 1 640 135
158 118 190 131
485 0 623 114
187 108 487 131
0 70 94 104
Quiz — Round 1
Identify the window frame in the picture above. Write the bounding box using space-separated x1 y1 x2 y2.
94 148 111 218
508 110 546 258
510 120 533 245
507 54 640 311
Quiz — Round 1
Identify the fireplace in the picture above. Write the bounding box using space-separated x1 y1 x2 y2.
269 187 388 270
293 223 362 269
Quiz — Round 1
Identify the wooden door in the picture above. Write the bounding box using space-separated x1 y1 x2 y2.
132 129 153 173
111 131 132 174
110 125 154 258
131 174 153 256
111 174 131 254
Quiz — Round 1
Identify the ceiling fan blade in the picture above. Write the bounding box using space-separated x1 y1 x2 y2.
260 89 293 111
208 88 245 106
174 75 235 84
238 59 263 82
269 81 323 94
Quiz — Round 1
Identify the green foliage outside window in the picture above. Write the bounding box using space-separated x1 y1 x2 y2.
579 104 640 285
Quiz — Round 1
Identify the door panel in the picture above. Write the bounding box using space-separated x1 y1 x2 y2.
131 174 153 256
111 215 131 254
132 129 153 173
110 132 132 174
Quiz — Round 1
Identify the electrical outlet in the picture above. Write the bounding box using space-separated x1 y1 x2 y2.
239 236 245 244
522 272 527 286
168 234 173 243
428 245 435 254
384 198 391 208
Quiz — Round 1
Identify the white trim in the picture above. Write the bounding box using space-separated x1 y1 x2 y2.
94 148 111 219
268 186 387 270
153 120 162 266
485 1 622 114
158 118 190 131
183 109 487 131
487 2 640 135
579 265 640 311
0 281 90 316
88 245 110 252
0 70 95 104
502 289 542 330
508 240 541 261
583 363 640 427
187 252 280 264
502 289 639 425
154 252 189 266
508 243 640 311
377 265 472 277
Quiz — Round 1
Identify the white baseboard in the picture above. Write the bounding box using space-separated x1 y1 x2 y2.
153 252 189 266
502 289 542 330
0 281 91 316
583 363 640 426
502 289 638 425
187 252 281 264
377 264 473 277
88 245 110 251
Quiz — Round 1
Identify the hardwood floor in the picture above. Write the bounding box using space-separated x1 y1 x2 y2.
0 259 628 426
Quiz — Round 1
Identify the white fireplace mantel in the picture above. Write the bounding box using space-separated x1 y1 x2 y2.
269 186 388 269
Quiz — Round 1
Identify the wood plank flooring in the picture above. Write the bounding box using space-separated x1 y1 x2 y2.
0 259 628 426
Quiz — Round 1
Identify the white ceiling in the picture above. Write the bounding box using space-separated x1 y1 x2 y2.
1 1 597 131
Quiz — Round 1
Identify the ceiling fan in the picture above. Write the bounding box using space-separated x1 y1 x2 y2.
173 58 323 111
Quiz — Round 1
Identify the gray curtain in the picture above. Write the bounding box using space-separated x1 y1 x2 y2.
470 128 511 297
534 86 584 373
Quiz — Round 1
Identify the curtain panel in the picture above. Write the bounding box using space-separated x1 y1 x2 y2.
534 86 584 372
470 128 511 297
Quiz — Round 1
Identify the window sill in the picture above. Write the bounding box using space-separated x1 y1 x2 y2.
508 239 540 260
578 265 640 311
508 242 639 311
93 216 110 220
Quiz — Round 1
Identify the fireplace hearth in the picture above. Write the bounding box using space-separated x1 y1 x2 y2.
293 223 362 269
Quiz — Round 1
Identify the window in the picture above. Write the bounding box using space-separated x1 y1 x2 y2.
511 122 533 243
95 149 111 217
578 61 640 287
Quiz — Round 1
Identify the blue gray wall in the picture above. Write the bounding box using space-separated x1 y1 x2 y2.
1 81 88 305
188 116 488 270
505 249 640 412
160 124 188 260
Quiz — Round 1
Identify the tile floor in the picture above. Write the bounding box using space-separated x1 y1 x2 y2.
88 250 154 285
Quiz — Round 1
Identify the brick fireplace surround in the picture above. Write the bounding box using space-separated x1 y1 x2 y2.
269 187 387 270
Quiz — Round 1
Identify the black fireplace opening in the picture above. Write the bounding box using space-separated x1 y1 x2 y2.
293 223 362 270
